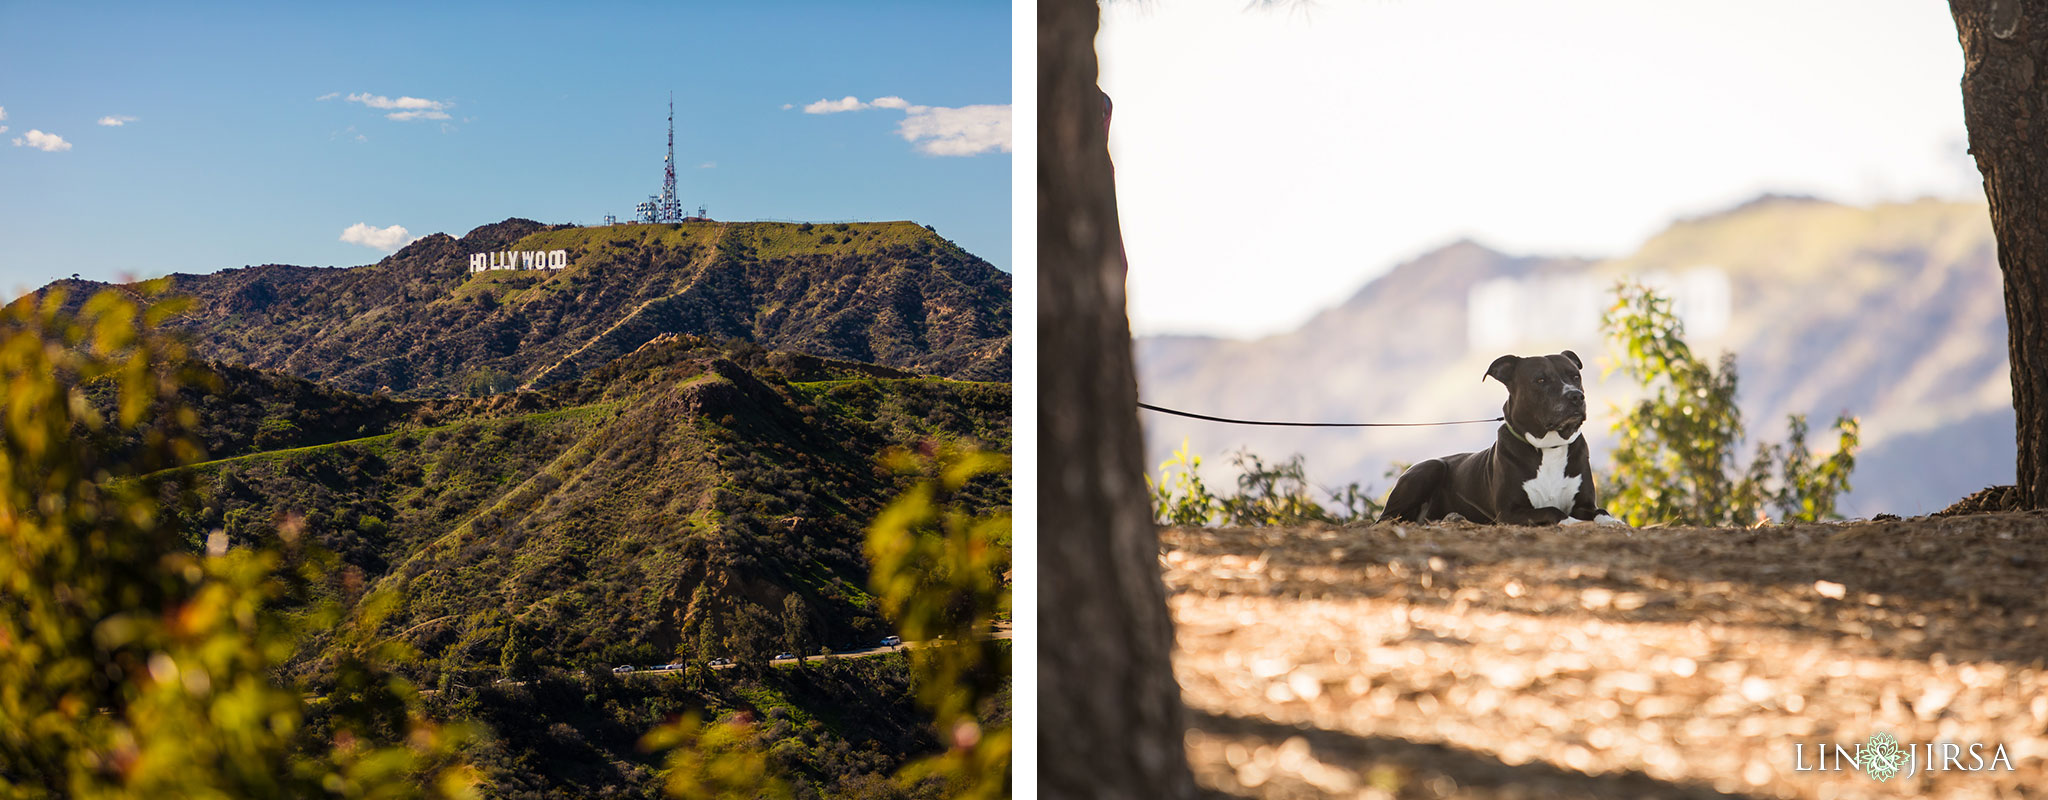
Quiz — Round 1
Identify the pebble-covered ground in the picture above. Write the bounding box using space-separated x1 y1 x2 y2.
1165 513 2048 799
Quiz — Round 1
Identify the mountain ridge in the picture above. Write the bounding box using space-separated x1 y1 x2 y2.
47 217 1010 398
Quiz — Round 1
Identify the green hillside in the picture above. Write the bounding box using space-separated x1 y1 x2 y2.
141 336 1008 678
37 215 1013 795
104 334 1011 795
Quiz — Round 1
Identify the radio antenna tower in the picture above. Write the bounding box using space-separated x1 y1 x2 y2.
636 93 685 223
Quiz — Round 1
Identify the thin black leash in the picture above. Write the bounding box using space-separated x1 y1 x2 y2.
1137 401 1503 428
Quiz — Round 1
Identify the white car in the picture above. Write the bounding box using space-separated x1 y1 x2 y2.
611 665 635 674
881 636 902 647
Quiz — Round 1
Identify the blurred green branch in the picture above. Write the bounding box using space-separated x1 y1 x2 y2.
0 286 477 799
1601 281 1858 527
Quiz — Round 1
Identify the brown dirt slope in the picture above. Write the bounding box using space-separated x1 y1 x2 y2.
1165 514 2048 799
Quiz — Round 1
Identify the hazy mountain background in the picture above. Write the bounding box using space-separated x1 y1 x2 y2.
1135 196 2009 518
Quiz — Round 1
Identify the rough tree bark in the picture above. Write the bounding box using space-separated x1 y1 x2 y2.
1952 0 2048 508
1039 0 1199 797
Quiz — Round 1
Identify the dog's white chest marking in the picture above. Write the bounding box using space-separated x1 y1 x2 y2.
1522 445 1578 512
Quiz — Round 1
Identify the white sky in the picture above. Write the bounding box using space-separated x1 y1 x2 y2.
1100 0 1979 338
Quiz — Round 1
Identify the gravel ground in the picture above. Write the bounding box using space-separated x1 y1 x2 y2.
1165 513 2048 799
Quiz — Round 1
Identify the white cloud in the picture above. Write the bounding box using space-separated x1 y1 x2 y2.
0 106 8 121
796 94 1009 156
698 161 716 169
347 92 444 110
316 92 340 101
97 115 137 127
781 103 794 110
0 126 7 135
804 95 868 114
898 104 1011 156
13 130 71 152
339 222 415 251
387 109 451 121
341 93 453 122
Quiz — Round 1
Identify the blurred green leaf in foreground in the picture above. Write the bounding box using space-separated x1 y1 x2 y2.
865 445 1011 800
0 286 476 799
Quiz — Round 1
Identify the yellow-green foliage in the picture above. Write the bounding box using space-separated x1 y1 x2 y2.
0 286 476 799
865 447 1010 800
1147 440 1383 527
639 712 792 800
1601 281 1859 527
1148 439 1221 527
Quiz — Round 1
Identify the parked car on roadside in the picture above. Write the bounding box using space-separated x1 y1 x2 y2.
881 636 902 647
611 665 634 674
774 652 794 660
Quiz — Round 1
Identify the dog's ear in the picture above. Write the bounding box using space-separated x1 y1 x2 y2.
1560 350 1582 369
1485 354 1520 384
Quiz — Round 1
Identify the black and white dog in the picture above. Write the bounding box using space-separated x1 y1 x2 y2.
1379 351 1627 526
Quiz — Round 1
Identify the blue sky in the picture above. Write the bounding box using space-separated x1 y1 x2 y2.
0 1 1011 292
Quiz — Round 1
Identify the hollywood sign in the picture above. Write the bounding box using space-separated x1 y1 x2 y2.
1466 268 1731 352
469 250 569 273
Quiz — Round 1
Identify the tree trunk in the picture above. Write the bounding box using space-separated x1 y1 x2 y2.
1952 0 2048 508
1038 0 1198 797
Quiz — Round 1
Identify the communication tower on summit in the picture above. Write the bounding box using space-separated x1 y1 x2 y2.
635 94 687 224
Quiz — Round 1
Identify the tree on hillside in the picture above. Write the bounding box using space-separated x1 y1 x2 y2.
1039 0 1199 797
671 634 699 688
501 622 537 682
686 585 720 687
1949 2 2048 509
781 594 812 665
727 603 776 676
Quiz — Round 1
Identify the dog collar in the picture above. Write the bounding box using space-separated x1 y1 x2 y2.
1505 420 1581 449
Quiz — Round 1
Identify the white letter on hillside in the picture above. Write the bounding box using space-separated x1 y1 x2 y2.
549 250 567 268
